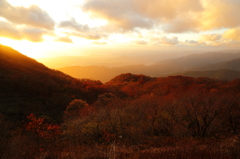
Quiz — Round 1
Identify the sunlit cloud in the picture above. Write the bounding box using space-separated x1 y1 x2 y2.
82 0 153 31
184 40 202 46
55 37 73 43
0 20 48 42
0 21 21 40
199 34 222 42
59 18 89 32
156 36 179 46
134 40 148 45
92 41 107 45
0 0 55 30
223 27 240 41
82 0 203 32
200 0 240 31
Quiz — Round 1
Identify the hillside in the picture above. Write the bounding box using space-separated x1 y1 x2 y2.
0 45 102 121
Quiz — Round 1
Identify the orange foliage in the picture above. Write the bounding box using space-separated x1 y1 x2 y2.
26 113 61 139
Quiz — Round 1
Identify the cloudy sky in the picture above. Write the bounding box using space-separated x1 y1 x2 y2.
0 0 240 58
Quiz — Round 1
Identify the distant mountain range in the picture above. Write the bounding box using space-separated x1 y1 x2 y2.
58 51 240 82
180 69 240 81
197 58 240 72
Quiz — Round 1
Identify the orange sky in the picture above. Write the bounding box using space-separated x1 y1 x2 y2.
0 0 240 58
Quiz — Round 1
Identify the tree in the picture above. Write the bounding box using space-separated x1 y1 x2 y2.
25 113 61 155
64 99 89 120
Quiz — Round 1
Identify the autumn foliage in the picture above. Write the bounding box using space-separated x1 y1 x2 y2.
1 71 240 158
25 113 61 139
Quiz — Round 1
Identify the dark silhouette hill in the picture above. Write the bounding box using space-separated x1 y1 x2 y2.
0 45 97 122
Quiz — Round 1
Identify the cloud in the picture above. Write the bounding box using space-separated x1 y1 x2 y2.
162 16 199 33
0 20 48 42
199 34 222 42
184 40 202 46
0 21 21 40
156 36 179 45
82 0 154 30
21 28 47 42
82 0 202 32
58 18 107 40
134 40 148 45
69 31 102 40
223 27 240 41
200 0 240 30
55 37 73 43
0 0 55 30
82 0 240 34
59 18 89 32
133 0 203 20
92 41 107 45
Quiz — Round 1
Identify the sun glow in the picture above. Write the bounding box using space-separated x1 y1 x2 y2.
0 37 81 59
0 38 40 58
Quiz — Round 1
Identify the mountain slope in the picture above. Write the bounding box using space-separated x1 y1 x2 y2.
0 45 91 122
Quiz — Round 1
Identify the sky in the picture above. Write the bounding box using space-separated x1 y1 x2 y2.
0 0 240 59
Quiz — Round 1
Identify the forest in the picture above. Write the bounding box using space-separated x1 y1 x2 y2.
1 45 240 158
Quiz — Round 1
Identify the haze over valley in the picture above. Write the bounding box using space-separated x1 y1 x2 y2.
46 50 240 82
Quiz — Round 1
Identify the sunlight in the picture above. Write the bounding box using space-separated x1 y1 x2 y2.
0 37 75 59
0 38 40 58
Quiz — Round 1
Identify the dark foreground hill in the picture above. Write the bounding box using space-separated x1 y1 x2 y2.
0 45 103 122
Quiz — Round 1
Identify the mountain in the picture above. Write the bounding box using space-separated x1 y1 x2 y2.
0 45 97 122
152 51 240 71
58 51 240 83
181 69 240 81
